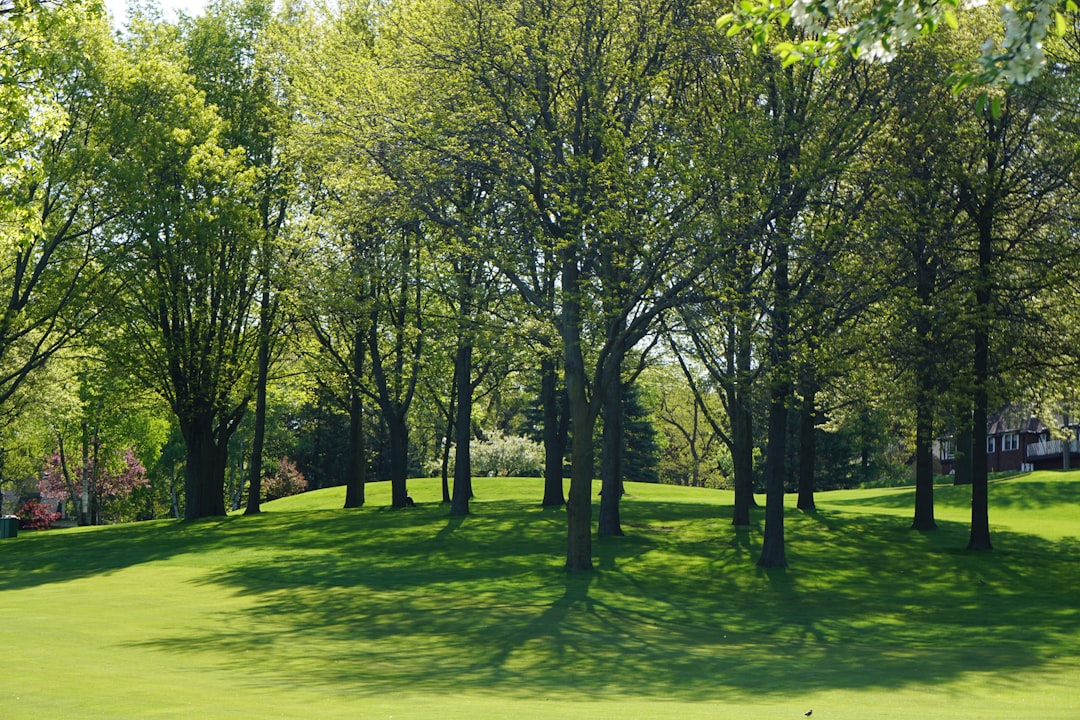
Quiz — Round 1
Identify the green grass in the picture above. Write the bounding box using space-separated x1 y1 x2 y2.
2 472 1080 719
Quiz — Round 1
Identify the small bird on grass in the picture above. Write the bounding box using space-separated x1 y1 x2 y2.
804 712 812 717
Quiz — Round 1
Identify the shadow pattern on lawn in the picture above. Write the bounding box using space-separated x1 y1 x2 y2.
112 493 1080 704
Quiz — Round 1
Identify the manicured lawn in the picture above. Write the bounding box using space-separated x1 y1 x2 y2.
2 472 1079 719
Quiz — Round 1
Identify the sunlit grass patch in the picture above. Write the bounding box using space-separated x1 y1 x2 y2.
2 473 1080 719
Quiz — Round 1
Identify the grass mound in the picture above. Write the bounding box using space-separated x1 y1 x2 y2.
2 474 1079 719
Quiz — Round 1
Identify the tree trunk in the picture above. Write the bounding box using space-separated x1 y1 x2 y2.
796 377 816 512
244 286 272 516
540 357 566 506
344 329 367 509
344 389 366 508
758 242 790 569
912 392 937 531
450 340 473 516
440 372 455 504
730 311 756 526
912 253 937 530
182 415 228 520
968 219 992 550
598 371 625 537
759 383 789 567
564 262 594 572
387 411 410 508
953 415 973 486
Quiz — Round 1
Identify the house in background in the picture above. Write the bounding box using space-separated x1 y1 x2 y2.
939 411 1080 475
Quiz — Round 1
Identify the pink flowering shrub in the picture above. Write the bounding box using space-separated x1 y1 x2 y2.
17 500 62 530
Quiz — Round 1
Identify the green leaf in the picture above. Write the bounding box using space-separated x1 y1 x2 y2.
717 12 735 28
943 9 958 29
975 91 988 115
1055 11 1068 36
1067 0 1078 13
990 94 1002 119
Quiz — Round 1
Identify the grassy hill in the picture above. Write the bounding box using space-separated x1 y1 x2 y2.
2 473 1079 719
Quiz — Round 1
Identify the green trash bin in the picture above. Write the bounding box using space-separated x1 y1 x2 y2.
0 516 17 539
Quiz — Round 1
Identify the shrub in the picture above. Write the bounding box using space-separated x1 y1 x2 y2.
263 457 308 501
471 432 545 477
17 499 62 530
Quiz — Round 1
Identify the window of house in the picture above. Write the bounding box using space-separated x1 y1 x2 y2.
941 440 955 460
1003 432 1019 452
987 436 996 453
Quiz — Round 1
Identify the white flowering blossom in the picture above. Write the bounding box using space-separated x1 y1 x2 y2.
725 0 1067 85
983 1 1052 84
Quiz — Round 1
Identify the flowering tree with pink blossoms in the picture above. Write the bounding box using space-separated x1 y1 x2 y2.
39 446 150 525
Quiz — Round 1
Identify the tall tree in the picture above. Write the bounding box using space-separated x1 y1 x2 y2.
423 0 710 568
0 1 118 422
179 0 297 516
108 27 260 519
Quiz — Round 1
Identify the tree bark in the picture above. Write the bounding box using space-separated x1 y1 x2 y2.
182 415 228 520
912 247 938 530
564 262 594 572
244 285 272 516
540 357 566 506
450 340 473 516
967 217 992 551
387 412 410 508
440 373 456 504
344 385 366 508
796 376 816 512
758 382 789 567
731 257 757 525
912 398 937 530
345 326 368 509
758 241 790 568
598 371 625 537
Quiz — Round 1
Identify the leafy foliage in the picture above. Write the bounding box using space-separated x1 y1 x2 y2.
434 431 545 478
263 456 308 501
16 499 61 530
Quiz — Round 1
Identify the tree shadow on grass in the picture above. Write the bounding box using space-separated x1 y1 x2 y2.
121 492 1080 705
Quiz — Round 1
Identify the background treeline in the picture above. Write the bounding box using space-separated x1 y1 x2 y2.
3 0 1080 568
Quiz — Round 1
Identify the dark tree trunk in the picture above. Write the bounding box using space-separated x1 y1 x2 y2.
244 286 272 516
564 263 594 572
731 310 756 526
343 391 366 508
565 395 596 571
540 357 566 506
912 249 937 530
758 383 789 567
953 415 973 486
344 327 367 508
912 400 937 529
758 242 790 569
182 416 228 520
438 364 457 504
450 341 473 516
598 371 625 537
796 376 816 512
912 394 937 531
967 219 992 551
387 412 410 508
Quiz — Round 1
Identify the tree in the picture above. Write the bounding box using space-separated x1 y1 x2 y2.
720 0 1069 88
0 1 119 425
422 0 714 568
179 0 298 516
107 25 260 519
